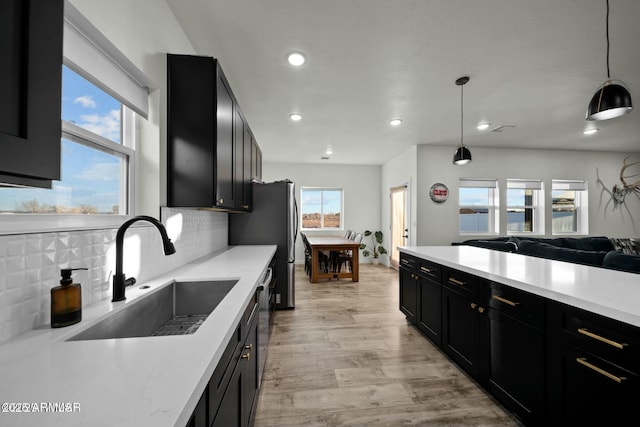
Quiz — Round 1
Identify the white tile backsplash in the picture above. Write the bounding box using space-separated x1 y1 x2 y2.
0 208 228 344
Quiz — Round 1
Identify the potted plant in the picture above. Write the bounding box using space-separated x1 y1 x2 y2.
360 230 387 265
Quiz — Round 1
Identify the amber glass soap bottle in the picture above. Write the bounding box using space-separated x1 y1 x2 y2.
51 268 87 328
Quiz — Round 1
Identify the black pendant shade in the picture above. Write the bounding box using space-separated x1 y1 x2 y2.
453 76 472 165
586 0 633 121
453 145 472 165
586 81 633 121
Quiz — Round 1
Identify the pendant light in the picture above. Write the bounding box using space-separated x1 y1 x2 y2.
453 76 472 165
586 0 633 121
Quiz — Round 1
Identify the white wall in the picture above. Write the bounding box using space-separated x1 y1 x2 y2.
69 0 197 215
262 162 381 263
415 146 640 246
380 146 418 265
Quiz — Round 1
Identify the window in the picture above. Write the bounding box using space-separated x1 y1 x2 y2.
552 180 588 235
0 66 134 215
0 3 150 233
506 179 544 234
301 188 343 230
459 179 499 234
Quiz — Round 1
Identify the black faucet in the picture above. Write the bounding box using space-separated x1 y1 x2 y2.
112 215 176 302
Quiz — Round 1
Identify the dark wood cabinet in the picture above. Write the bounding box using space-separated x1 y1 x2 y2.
416 260 442 346
487 283 545 426
251 139 262 181
215 67 235 209
398 249 640 427
213 294 259 427
441 268 487 381
0 0 63 188
399 254 418 323
167 54 261 210
546 300 640 426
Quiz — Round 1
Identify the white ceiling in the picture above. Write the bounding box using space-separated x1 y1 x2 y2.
166 0 640 165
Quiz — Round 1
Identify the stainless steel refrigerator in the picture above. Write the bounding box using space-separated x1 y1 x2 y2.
229 180 297 309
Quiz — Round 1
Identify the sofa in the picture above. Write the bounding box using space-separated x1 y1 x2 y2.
452 236 640 274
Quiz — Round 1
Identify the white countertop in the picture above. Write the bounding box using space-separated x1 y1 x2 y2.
400 246 640 328
0 245 276 427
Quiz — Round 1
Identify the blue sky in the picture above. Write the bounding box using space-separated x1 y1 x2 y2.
301 189 342 215
0 67 123 213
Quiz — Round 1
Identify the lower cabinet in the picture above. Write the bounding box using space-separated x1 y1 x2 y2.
187 291 260 427
546 300 640 427
399 254 418 322
441 268 487 381
213 312 258 427
398 250 640 426
487 283 545 426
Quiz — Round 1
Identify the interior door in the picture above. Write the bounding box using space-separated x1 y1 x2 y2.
390 184 409 269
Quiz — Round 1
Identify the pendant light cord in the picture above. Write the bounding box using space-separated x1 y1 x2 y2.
460 82 464 146
606 0 610 79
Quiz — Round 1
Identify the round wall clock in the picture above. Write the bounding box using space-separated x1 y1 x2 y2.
429 183 449 203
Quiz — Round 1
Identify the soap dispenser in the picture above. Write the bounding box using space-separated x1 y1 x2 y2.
51 268 87 328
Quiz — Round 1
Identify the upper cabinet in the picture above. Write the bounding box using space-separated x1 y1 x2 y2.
0 0 63 188
167 54 260 211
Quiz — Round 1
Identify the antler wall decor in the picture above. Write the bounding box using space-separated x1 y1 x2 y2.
612 156 640 206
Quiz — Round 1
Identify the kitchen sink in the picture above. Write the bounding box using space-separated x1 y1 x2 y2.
66 280 238 341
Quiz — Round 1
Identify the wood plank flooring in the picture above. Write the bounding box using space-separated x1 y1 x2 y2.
254 264 520 427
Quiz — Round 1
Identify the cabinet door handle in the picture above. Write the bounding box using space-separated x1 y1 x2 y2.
492 295 520 307
217 198 224 204
577 328 628 350
241 353 251 361
470 303 477 310
420 266 432 273
478 307 485 314
448 278 466 286
576 357 626 383
245 344 253 350
242 204 250 209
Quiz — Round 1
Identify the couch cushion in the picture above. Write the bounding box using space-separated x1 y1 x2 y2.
559 237 615 252
602 251 640 274
517 240 607 267
465 240 517 252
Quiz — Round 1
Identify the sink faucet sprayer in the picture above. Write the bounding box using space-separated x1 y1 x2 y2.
112 215 176 302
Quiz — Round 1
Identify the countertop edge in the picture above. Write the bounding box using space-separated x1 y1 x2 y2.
399 246 640 328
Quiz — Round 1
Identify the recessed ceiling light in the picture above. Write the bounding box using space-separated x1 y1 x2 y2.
289 113 302 121
287 52 306 66
326 148 333 155
583 128 598 135
390 119 403 126
477 122 490 130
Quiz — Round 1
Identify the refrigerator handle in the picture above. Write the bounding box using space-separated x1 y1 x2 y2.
294 198 299 243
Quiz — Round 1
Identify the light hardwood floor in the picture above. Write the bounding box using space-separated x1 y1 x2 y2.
254 264 520 427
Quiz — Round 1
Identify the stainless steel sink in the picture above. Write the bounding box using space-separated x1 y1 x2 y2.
66 280 238 341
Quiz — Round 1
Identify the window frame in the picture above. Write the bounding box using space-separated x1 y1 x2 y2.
300 187 344 231
551 180 588 236
0 105 137 236
506 179 544 235
458 178 499 236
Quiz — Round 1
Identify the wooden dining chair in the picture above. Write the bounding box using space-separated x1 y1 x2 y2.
336 232 362 273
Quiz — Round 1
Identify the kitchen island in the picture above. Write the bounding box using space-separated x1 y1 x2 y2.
399 245 640 427
400 245 640 327
0 245 276 427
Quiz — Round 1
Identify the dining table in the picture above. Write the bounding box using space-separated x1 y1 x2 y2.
306 236 360 283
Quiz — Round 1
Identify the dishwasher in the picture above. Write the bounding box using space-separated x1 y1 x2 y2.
257 258 275 386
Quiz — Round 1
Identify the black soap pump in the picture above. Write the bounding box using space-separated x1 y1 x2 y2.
51 268 87 328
